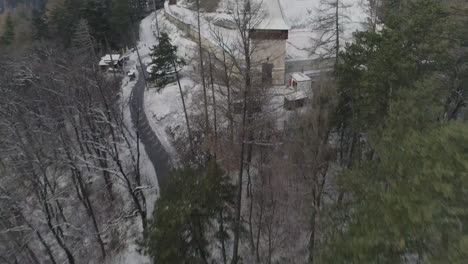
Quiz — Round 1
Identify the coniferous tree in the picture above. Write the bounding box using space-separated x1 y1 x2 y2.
143 162 235 263
48 0 133 50
334 0 465 167
322 81 468 262
148 32 185 89
0 15 15 46
132 0 147 19
109 0 134 48
320 1 468 262
31 9 49 40
49 0 81 47
72 19 97 59
80 0 111 48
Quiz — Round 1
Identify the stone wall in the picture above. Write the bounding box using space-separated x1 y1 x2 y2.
252 39 287 85
285 57 334 76
164 7 220 56
164 5 287 86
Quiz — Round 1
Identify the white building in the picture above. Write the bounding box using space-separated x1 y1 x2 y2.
288 72 312 92
284 72 311 110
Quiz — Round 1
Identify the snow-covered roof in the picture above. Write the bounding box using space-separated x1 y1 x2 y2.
101 54 121 62
291 72 311 82
255 0 289 31
99 54 121 66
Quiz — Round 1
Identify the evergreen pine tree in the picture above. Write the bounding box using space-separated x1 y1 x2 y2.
80 0 112 48
1 15 15 46
72 19 97 60
321 1 468 262
148 32 185 90
143 161 234 263
323 102 468 262
109 0 134 48
333 0 465 168
134 0 147 19
31 9 49 40
49 0 81 47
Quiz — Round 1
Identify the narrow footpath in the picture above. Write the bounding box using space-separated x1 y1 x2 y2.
130 66 171 188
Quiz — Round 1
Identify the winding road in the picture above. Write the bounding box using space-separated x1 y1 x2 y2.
130 66 171 189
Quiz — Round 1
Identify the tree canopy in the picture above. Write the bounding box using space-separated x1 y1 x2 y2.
0 15 15 46
149 32 185 89
143 161 234 263
320 0 468 262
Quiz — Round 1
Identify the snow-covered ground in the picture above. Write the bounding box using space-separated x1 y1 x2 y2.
120 70 159 216
142 11 202 163
122 12 182 163
107 75 154 264
146 5 326 151
120 9 204 176
173 0 368 60
110 1 357 261
109 13 161 264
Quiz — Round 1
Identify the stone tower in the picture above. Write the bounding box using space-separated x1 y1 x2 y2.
250 0 289 86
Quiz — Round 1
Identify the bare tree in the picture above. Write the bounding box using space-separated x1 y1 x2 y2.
359 0 383 32
195 0 211 140
285 77 337 263
214 2 265 262
311 0 351 67
207 1 276 262
0 44 147 263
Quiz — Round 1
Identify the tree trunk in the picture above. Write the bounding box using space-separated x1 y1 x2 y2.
222 51 233 142
196 0 210 138
335 0 340 68
173 58 194 155
231 83 249 264
209 53 218 157
218 210 228 264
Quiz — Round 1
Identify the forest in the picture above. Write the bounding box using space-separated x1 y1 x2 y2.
0 0 467 263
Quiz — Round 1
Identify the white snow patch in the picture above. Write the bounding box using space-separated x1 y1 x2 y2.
110 12 163 264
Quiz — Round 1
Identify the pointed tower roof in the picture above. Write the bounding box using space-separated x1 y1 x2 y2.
255 0 289 31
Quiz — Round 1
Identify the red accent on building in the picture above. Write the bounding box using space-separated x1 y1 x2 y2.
249 29 288 40
169 0 177 5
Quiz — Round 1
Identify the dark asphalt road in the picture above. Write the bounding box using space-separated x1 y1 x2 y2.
130 66 171 189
